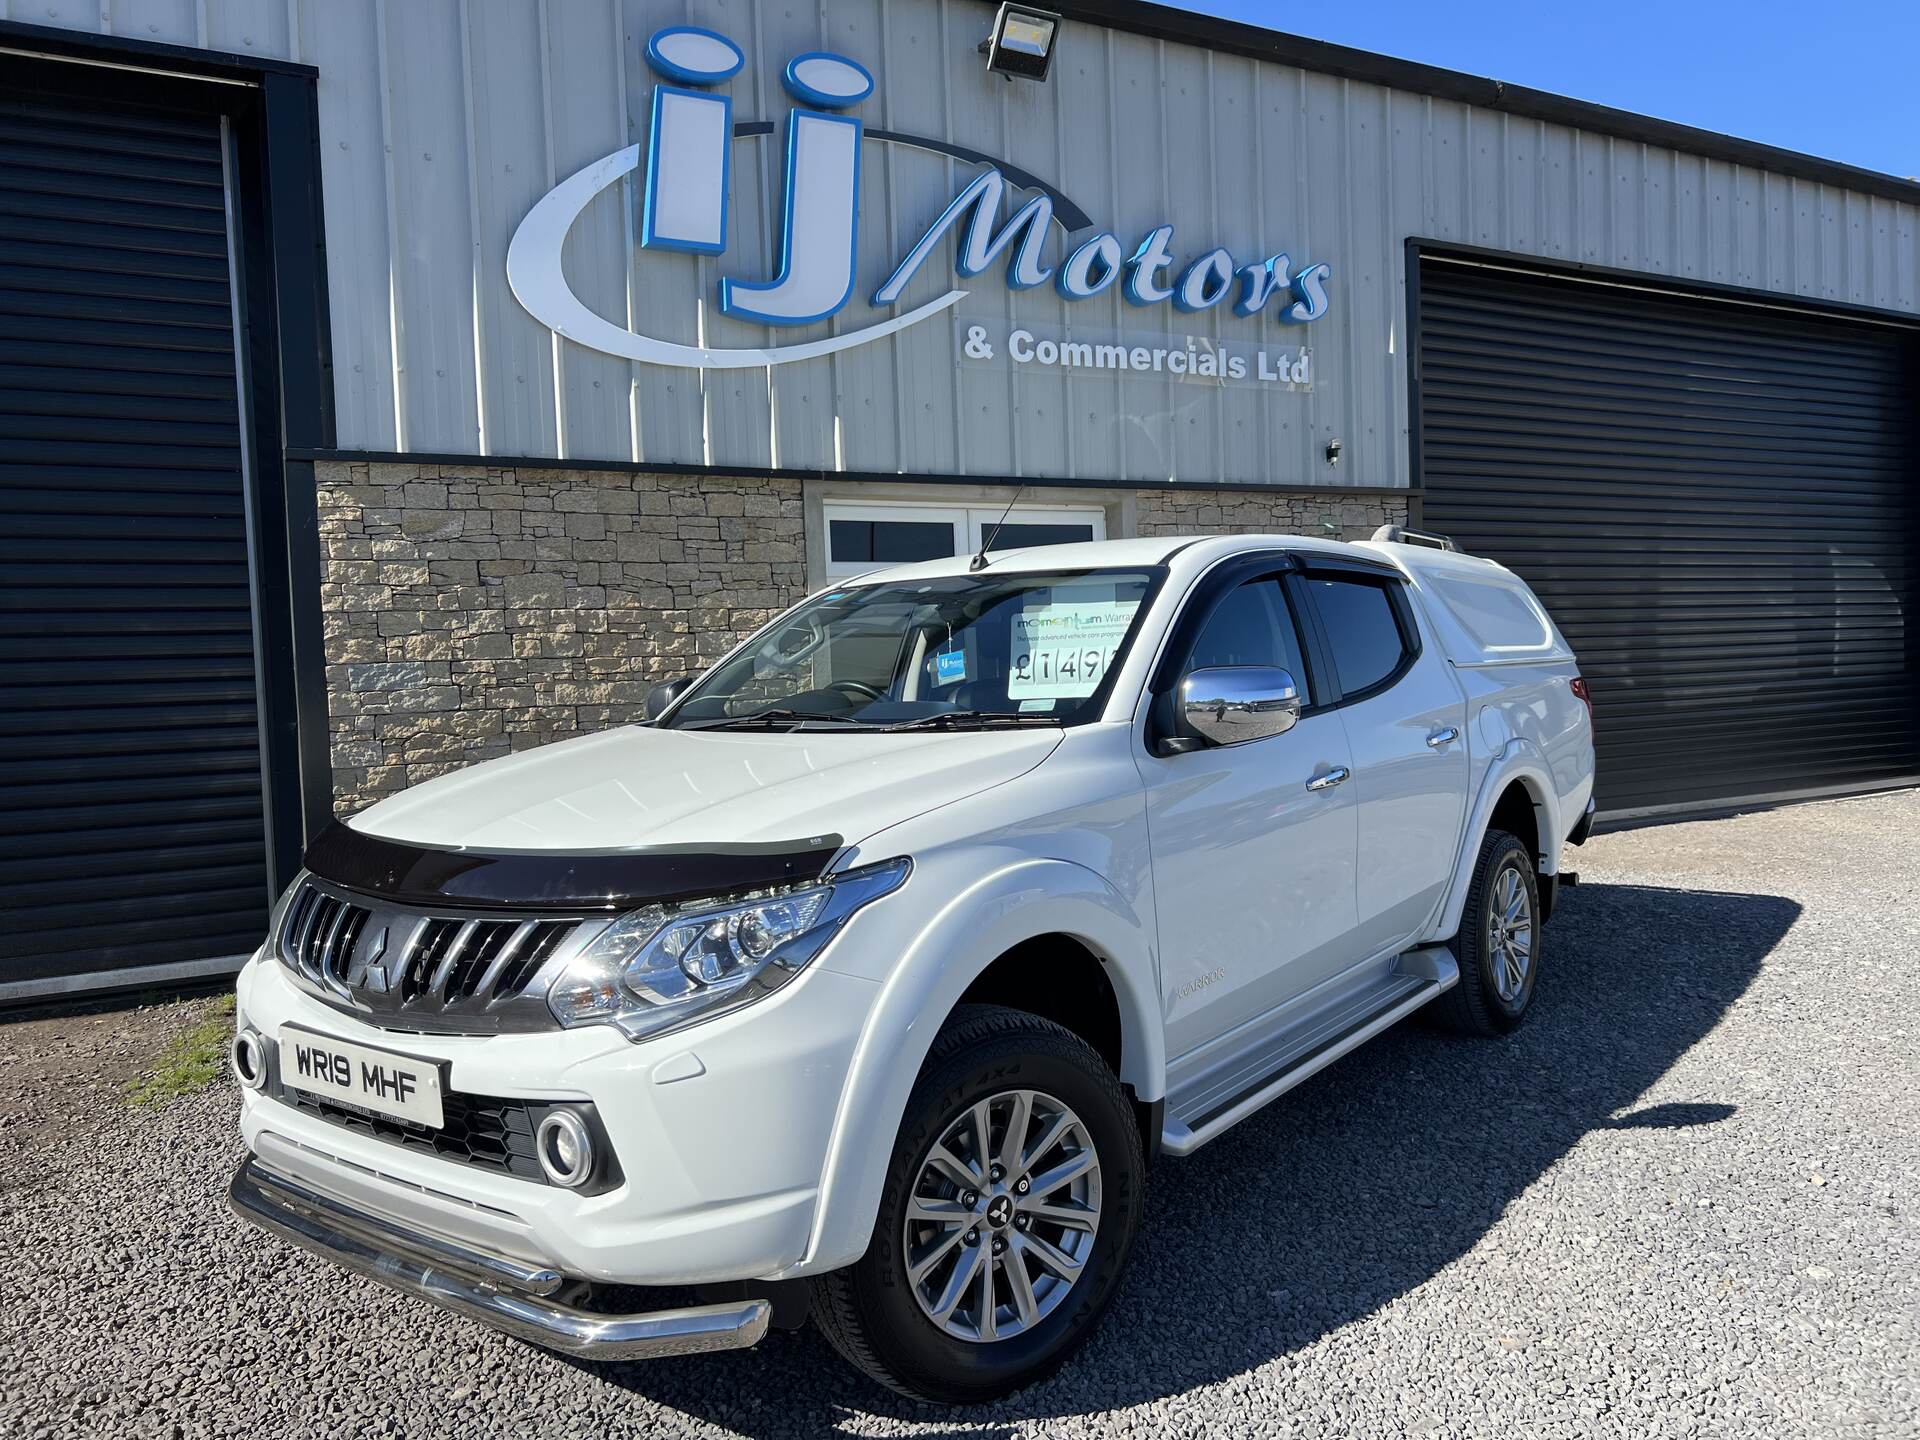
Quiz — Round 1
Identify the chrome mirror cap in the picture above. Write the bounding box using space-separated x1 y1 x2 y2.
1178 665 1302 747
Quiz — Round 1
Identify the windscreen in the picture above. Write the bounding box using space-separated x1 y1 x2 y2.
664 569 1160 732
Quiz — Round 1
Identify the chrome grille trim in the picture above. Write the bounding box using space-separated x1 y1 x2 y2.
273 876 601 1035
469 921 537 1004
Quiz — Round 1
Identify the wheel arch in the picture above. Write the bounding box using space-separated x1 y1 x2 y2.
956 933 1124 1076
1434 746 1562 942
791 856 1163 1278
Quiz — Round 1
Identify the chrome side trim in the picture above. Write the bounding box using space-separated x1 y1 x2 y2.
229 1158 771 1360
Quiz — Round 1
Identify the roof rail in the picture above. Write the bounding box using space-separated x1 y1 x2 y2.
1371 523 1458 553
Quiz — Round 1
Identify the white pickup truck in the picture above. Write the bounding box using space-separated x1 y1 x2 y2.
228 528 1595 1403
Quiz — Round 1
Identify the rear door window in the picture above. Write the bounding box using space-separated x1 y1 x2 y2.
1304 576 1411 697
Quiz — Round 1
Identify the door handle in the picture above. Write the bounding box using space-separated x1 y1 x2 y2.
1426 727 1460 749
1305 766 1350 792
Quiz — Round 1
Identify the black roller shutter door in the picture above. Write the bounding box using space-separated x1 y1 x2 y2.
0 91 269 986
1417 254 1920 815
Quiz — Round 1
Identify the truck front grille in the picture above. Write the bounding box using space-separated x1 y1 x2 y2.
274 878 588 1034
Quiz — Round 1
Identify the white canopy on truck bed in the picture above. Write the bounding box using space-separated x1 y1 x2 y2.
1357 540 1576 669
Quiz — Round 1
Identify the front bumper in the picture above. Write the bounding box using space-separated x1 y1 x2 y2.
233 946 879 1287
230 1157 769 1359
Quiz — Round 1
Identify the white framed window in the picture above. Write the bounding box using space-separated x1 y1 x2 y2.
822 499 1106 579
961 504 1107 556
821 502 970 579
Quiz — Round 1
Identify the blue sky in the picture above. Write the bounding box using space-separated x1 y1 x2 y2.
1180 1 1919 181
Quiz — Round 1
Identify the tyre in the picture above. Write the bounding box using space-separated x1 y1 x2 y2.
1432 828 1541 1036
811 1004 1144 1404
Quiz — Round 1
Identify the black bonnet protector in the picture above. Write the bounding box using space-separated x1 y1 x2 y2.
302 821 845 913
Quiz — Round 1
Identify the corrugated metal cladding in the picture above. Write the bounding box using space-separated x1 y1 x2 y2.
12 1 1920 484
1417 255 1920 814
0 86 270 984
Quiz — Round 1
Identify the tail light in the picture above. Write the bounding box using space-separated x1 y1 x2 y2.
1570 676 1594 729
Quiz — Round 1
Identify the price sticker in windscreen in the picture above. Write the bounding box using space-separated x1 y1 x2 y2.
1009 601 1139 699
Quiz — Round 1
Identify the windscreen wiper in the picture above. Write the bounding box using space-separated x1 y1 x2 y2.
679 709 867 732
879 710 1064 731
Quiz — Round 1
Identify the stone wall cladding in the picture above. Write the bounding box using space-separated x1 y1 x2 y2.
318 466 1409 812
318 462 807 813
1133 487 1408 540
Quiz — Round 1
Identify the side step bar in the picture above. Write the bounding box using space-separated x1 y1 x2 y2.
1160 946 1458 1156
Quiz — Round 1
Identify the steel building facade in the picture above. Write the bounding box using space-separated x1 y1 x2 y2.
1 0 1916 997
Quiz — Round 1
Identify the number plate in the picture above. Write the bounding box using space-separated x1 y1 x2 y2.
278 1025 445 1129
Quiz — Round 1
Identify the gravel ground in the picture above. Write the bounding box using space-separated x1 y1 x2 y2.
3 791 1916 1439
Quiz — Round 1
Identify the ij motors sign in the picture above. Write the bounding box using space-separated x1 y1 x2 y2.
507 25 1332 373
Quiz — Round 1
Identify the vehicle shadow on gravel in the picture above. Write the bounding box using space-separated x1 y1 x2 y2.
576 880 1799 1434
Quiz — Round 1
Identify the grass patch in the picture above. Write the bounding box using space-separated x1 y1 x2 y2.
126 994 236 1107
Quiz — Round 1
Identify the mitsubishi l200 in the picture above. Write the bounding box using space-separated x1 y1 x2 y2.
228 528 1595 1402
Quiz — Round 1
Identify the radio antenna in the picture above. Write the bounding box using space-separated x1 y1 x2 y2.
970 485 1027 571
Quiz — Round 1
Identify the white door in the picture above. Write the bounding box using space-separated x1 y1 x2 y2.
1298 569 1468 957
1138 574 1360 1062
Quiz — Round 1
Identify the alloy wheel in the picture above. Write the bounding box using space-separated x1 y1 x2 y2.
1485 862 1534 1004
902 1087 1103 1343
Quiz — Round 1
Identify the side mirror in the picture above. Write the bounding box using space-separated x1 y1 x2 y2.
1178 666 1302 748
644 675 696 721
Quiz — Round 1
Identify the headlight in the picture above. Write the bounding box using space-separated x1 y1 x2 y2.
546 857 910 1040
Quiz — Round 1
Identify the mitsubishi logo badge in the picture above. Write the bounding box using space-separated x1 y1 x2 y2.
345 926 391 994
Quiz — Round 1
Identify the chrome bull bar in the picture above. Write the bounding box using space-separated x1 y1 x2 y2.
228 1157 771 1360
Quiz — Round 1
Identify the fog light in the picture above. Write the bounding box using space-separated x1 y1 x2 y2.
230 1030 268 1092
536 1109 595 1189
981 3 1059 82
